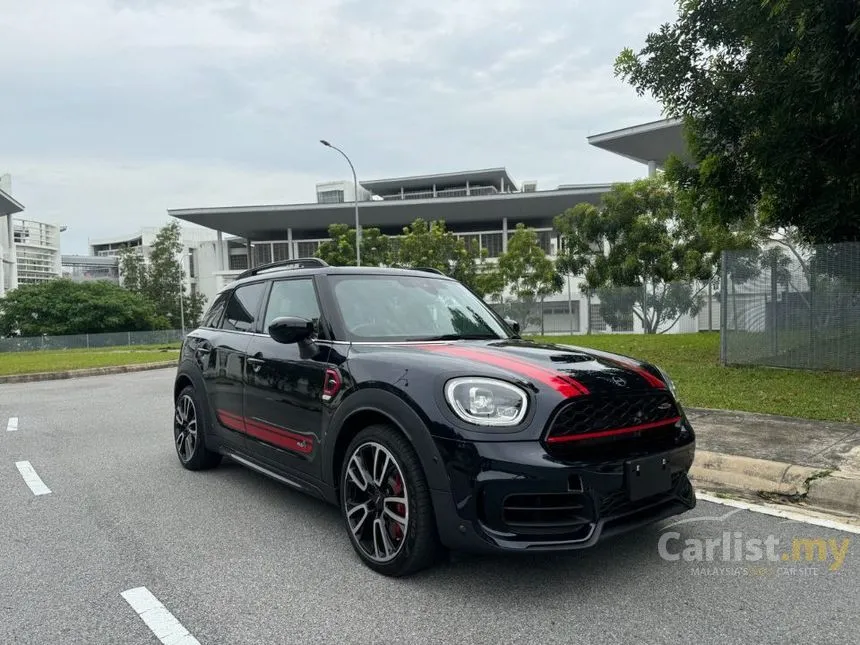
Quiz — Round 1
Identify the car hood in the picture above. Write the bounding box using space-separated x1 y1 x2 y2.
393 338 669 398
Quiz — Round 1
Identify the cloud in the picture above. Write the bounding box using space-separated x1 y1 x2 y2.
0 0 678 253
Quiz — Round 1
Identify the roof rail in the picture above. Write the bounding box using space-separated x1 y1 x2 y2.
236 257 329 280
412 266 446 275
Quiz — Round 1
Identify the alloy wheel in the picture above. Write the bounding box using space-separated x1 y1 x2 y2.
174 394 198 463
343 441 409 563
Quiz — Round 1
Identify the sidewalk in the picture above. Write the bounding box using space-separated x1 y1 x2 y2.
687 407 860 516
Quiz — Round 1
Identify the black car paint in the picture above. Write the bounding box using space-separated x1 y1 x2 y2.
175 266 696 553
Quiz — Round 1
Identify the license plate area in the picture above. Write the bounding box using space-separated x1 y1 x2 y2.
625 454 672 501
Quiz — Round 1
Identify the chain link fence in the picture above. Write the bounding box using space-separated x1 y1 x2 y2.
721 242 860 371
0 329 184 353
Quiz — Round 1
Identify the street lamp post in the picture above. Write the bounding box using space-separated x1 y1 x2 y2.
320 140 361 266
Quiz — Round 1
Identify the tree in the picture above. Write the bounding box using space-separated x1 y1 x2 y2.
555 177 738 334
315 223 392 267
391 218 503 299
615 1 860 244
497 224 563 334
119 221 206 329
0 279 165 337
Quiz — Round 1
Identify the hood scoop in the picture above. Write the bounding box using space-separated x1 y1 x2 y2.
549 353 593 364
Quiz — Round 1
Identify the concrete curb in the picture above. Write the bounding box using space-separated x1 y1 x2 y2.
690 449 860 517
690 450 822 497
0 361 175 384
807 472 860 516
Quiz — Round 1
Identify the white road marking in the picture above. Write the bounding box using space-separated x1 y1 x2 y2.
15 461 51 496
697 491 860 534
6 417 17 432
121 586 202 645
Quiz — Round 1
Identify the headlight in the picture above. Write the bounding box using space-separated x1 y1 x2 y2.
444 377 528 427
655 365 678 398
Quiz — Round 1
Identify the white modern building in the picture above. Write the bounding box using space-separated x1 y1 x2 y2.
61 255 121 283
1 174 63 297
170 118 717 334
89 226 220 299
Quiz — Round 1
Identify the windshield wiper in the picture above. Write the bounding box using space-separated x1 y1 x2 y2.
406 333 500 341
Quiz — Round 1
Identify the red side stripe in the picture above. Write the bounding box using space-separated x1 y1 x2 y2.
245 418 314 455
418 344 589 398
216 409 313 455
546 416 682 443
217 410 245 432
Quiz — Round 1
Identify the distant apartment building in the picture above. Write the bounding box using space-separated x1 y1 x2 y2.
1 174 63 297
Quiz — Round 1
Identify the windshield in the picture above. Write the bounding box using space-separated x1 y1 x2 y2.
329 274 510 342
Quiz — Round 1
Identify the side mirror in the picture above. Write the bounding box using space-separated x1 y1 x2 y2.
268 316 314 344
504 317 521 335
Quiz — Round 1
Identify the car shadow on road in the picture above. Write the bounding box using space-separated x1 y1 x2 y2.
216 459 670 598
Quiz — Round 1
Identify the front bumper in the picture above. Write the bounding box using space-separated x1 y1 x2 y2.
431 436 696 553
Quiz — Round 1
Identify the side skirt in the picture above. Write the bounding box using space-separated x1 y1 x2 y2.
221 449 336 504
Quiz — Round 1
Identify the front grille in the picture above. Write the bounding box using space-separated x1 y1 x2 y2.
502 492 594 536
547 392 679 442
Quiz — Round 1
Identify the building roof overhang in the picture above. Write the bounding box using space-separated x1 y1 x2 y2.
587 117 691 168
359 167 518 194
169 184 613 240
0 187 24 215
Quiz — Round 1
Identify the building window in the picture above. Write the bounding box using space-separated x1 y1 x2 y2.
459 234 480 253
317 190 345 204
589 303 606 332
229 254 248 271
188 248 196 278
482 233 503 258
254 243 272 267
612 311 635 333
536 230 553 255
296 241 320 257
272 242 290 262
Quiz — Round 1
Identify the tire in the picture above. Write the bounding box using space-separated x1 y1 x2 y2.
340 424 440 576
174 385 222 471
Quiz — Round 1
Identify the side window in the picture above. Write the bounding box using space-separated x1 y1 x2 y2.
263 279 321 330
200 292 229 329
221 282 266 332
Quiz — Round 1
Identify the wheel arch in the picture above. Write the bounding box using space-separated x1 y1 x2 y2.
326 388 450 495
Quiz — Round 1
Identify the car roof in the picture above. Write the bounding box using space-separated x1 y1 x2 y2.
221 264 455 293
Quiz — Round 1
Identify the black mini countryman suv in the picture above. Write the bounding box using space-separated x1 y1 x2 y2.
173 258 696 576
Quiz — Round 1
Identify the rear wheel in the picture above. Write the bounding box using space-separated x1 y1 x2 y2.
340 425 440 576
174 385 221 470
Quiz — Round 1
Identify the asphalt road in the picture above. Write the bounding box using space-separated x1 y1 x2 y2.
1 369 858 644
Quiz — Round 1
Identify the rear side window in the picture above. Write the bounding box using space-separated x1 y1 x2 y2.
200 292 229 328
221 282 266 332
263 279 321 330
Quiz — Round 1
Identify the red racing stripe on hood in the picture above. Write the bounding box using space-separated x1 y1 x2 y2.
418 344 589 398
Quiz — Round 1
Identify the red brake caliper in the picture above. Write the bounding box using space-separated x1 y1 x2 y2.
388 474 405 540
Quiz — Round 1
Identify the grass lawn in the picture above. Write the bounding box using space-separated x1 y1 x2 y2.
529 332 860 424
0 346 180 376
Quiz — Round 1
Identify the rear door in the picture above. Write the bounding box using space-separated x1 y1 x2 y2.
243 276 331 480
200 281 267 449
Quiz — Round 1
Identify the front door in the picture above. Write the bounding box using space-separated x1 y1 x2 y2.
243 277 331 480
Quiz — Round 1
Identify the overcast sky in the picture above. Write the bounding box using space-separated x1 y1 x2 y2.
0 0 675 254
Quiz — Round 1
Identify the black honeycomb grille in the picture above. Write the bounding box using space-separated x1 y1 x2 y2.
547 392 679 442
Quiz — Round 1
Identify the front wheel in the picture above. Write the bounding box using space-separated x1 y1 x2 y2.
340 425 440 576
